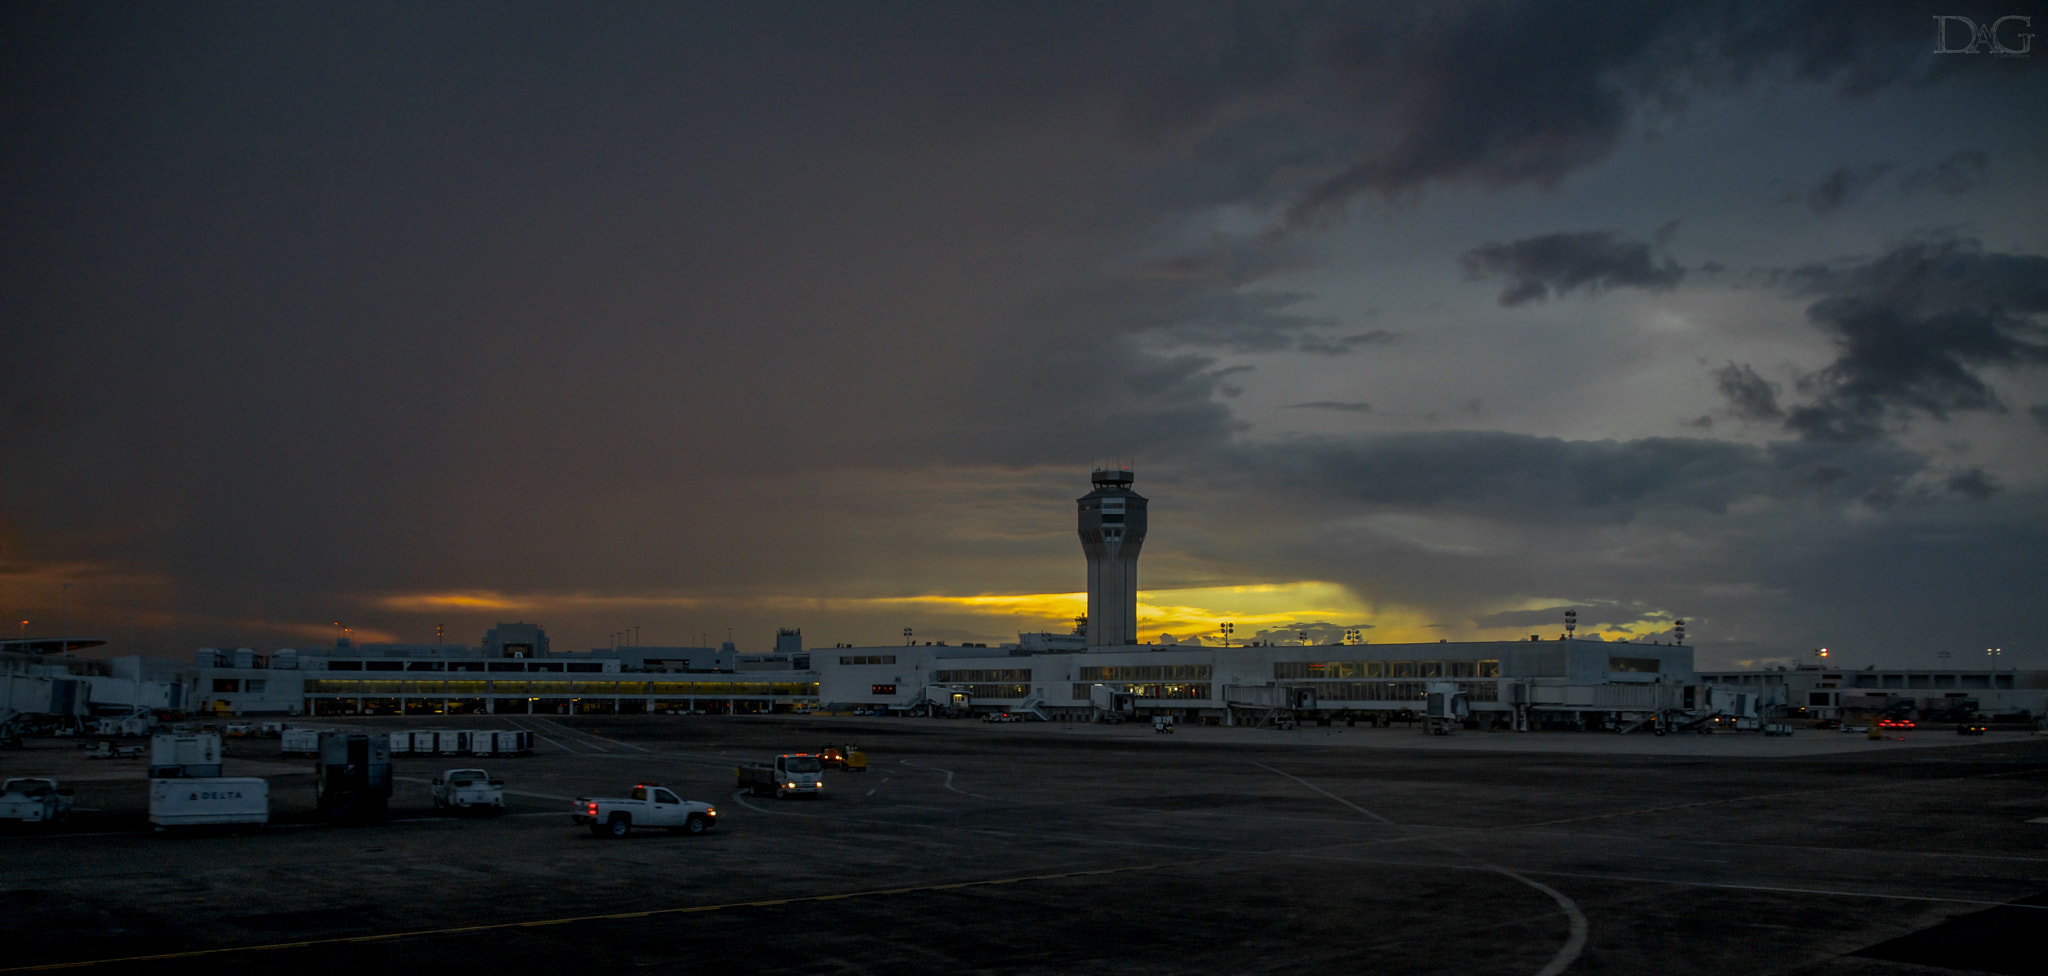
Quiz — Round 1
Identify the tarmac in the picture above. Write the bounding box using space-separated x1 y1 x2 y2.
3 714 2045 975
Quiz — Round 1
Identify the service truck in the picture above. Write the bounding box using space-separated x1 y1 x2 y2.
734 753 825 799
571 783 716 837
433 768 505 813
0 777 75 824
149 777 268 829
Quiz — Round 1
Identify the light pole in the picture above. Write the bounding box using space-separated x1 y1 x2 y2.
1220 622 1234 648
903 627 913 646
60 582 71 657
1938 650 1951 668
1987 647 2002 670
1344 628 1361 645
1815 647 1829 664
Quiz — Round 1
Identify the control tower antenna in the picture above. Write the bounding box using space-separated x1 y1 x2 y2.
1078 467 1147 648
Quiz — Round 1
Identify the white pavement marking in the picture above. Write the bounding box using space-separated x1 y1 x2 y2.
1257 761 1588 976
899 760 1005 801
506 718 576 754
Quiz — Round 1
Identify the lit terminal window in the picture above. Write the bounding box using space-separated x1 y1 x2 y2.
871 684 897 696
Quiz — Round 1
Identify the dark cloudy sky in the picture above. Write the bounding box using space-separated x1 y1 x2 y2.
5 1 2045 669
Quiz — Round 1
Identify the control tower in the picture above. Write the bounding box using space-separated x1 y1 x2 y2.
1078 468 1147 648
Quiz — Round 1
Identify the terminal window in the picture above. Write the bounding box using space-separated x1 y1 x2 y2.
1608 657 1661 673
841 655 897 665
871 684 897 695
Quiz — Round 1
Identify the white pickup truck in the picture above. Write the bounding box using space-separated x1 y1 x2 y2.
0 777 75 824
432 768 505 813
572 783 717 838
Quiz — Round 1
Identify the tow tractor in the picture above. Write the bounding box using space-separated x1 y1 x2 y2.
820 745 868 771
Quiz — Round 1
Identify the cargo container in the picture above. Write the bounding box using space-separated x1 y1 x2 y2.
435 731 467 755
149 777 268 828
496 730 532 755
149 732 223 779
387 731 410 755
279 729 322 757
411 731 437 754
316 732 392 823
470 734 495 757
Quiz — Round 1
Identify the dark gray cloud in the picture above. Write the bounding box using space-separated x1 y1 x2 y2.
1901 150 1989 197
1713 363 1784 422
1285 401 1372 414
1461 231 1684 306
2031 404 2048 430
1286 1 1944 223
1776 237 2048 441
1296 330 1399 355
1945 467 2000 499
1230 430 1927 524
1470 605 1651 631
1803 163 1893 214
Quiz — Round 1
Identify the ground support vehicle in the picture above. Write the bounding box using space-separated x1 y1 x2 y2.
0 778 74 824
433 769 505 813
735 754 825 799
820 745 867 771
1958 720 1990 736
1153 715 1175 733
571 784 716 837
149 777 268 829
316 731 392 824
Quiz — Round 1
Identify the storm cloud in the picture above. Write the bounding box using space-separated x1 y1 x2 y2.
1460 231 1685 306
1777 238 2048 441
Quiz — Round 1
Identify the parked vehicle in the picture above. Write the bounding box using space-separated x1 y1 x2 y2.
1958 721 1990 736
1153 715 1175 734
0 777 74 824
1762 723 1793 737
571 783 716 837
315 731 392 823
149 777 268 829
983 712 1021 723
735 754 825 799
1876 717 1917 730
433 768 505 813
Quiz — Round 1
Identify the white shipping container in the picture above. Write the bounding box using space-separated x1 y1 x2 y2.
279 729 321 756
387 732 410 754
411 731 437 754
435 731 466 755
470 735 495 757
151 733 220 768
149 777 269 827
496 730 531 755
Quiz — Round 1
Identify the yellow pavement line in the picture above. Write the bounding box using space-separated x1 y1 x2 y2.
0 862 1194 972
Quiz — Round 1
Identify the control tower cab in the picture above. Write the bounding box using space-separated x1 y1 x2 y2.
1078 468 1147 648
